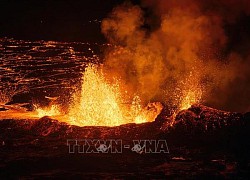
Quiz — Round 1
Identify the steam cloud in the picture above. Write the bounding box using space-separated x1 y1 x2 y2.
101 0 250 112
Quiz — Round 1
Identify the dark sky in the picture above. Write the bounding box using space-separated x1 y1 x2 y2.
0 0 126 42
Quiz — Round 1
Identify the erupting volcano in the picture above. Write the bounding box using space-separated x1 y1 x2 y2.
16 62 201 127
0 0 250 179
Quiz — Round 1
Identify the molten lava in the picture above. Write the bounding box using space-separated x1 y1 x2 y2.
68 65 125 126
67 65 162 126
31 64 162 126
35 105 61 118
32 65 204 127
178 73 203 111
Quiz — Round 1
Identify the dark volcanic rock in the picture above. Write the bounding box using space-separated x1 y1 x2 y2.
0 104 250 179
176 104 243 130
156 104 245 145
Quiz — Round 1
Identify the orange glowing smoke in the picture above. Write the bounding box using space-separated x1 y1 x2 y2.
100 1 250 114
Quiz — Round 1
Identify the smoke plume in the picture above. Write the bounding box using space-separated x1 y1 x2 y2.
101 0 250 112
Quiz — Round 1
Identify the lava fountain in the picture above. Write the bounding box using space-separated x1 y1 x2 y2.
178 74 203 111
33 64 203 127
34 64 163 127
67 64 163 126
35 104 61 118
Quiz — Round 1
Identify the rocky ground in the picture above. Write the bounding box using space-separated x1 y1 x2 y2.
0 104 250 179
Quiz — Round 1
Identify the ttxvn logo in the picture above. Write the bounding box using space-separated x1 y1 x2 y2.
67 139 169 154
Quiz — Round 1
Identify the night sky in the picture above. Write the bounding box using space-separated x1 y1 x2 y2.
0 0 127 42
1 0 249 45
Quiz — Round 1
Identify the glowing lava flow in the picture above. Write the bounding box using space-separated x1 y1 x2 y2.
0 64 202 128
67 65 162 126
31 65 162 126
32 66 203 127
35 105 61 118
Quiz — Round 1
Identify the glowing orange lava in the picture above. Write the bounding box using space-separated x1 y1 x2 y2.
35 104 61 118
29 64 162 126
31 66 202 127
176 72 203 111
179 88 202 111
67 64 162 126
0 63 202 127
